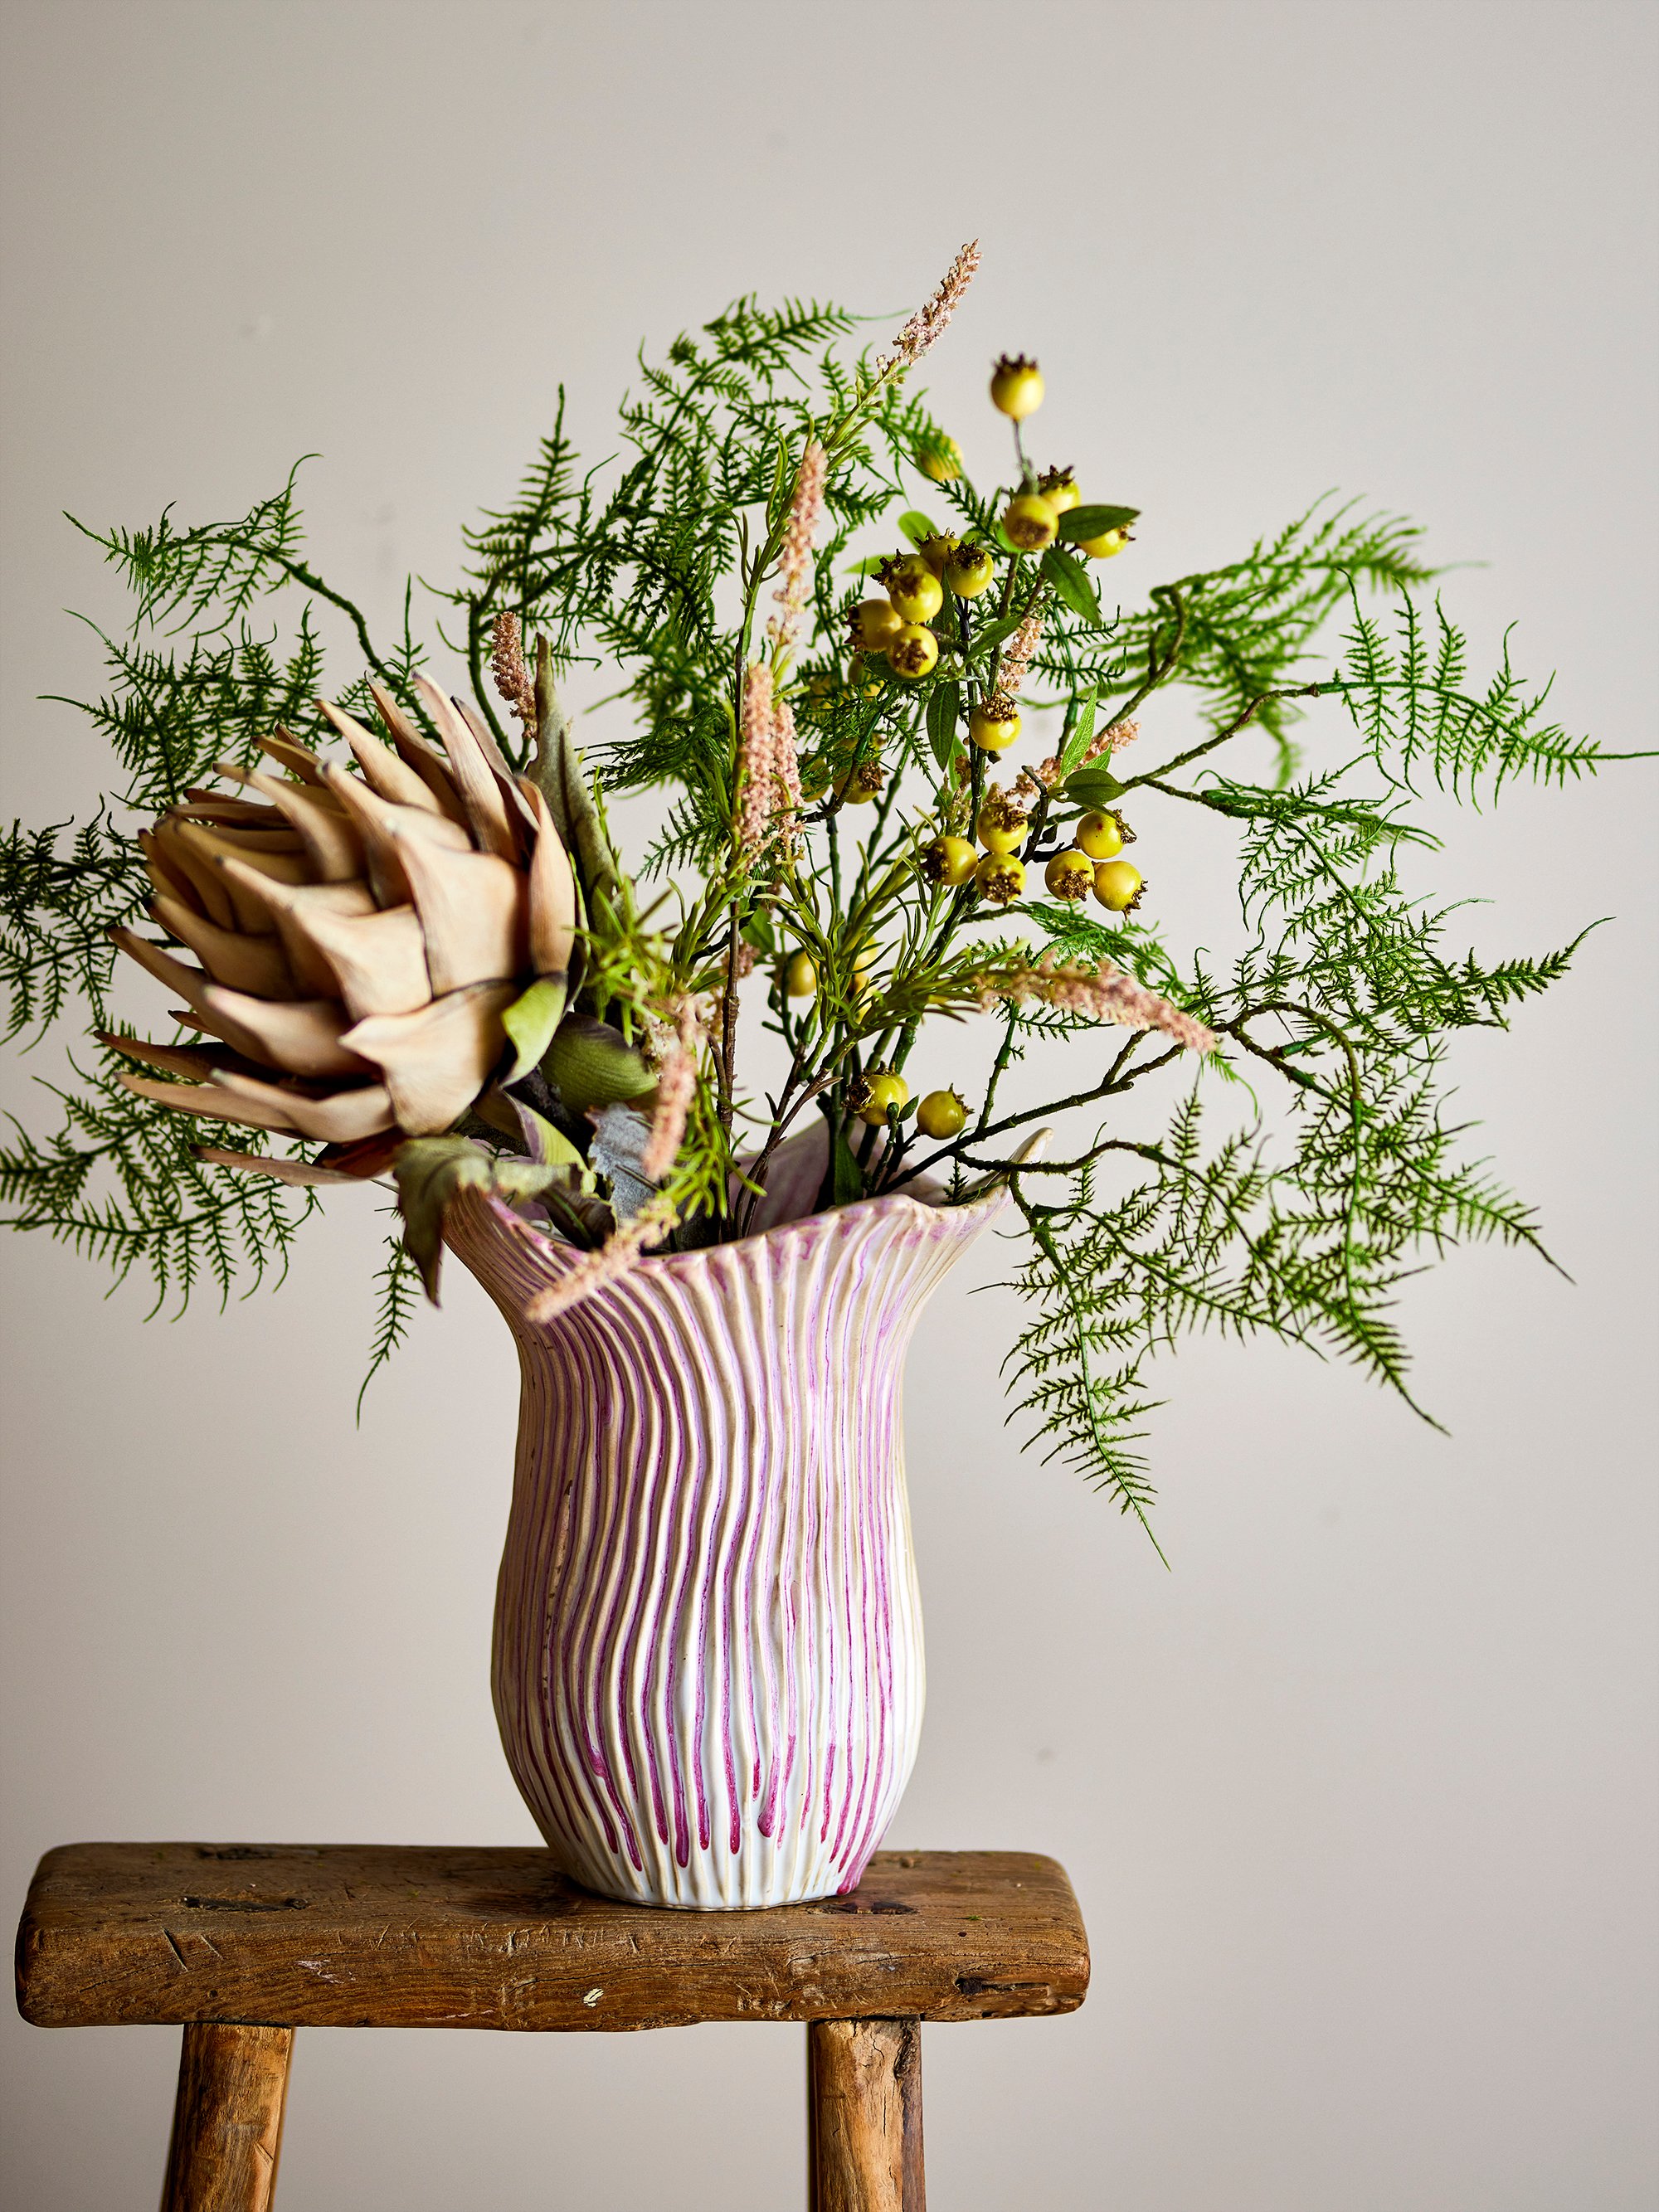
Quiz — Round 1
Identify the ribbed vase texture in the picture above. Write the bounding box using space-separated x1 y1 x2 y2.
447 1177 1002 1909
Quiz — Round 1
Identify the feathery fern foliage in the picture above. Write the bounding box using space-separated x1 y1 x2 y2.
0 269 1639 1514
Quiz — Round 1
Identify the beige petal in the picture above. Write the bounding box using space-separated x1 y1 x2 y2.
212 1068 398 1142
182 819 306 855
320 771 410 908
116 1069 300 1135
150 894 296 999
412 676 517 860
454 697 538 840
320 763 472 909
98 1031 307 1089
154 820 238 930
265 897 432 1021
367 681 469 827
109 929 271 1064
199 982 374 1078
260 727 327 785
315 698 445 816
387 832 523 993
214 760 365 883
195 1145 369 1187
164 1003 276 1062
213 858 367 995
178 795 290 827
175 821 311 934
344 981 517 1135
521 781 577 978
140 830 205 918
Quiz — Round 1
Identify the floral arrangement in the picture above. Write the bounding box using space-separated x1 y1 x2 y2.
2 245 1637 1545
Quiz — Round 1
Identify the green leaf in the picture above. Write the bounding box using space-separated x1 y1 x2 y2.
1064 766 1125 809
508 1104 586 1174
1057 504 1140 543
1058 688 1097 780
844 556 888 577
898 510 939 548
392 1137 496 1303
500 975 568 1082
532 636 622 913
392 1135 574 1303
926 682 961 771
967 612 1028 661
1042 546 1103 625
742 907 778 955
544 1013 655 1113
830 1119 864 1207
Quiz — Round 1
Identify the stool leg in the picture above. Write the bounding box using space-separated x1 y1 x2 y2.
160 2023 293 2212
807 2018 924 2211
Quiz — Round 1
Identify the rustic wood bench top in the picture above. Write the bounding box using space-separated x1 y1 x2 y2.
16 1842 1089 2035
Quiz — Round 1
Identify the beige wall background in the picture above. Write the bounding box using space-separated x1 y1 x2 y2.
2 1 1655 2205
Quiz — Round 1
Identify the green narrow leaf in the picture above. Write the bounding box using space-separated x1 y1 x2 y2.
898 510 940 548
1057 503 1140 543
1064 766 1125 809
967 612 1028 661
1058 688 1097 779
1042 545 1103 625
742 907 778 955
926 682 961 771
830 1120 864 1207
844 556 889 577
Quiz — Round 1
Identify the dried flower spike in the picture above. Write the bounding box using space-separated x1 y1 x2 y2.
526 1192 680 1322
490 612 537 737
1000 607 1044 696
974 954 1215 1054
880 240 981 372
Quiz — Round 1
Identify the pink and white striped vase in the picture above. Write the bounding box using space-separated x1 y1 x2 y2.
443 1153 1014 1910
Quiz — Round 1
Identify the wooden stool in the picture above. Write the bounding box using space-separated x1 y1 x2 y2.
16 1842 1090 2209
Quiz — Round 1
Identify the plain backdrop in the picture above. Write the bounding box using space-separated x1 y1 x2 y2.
2 2 1656 2206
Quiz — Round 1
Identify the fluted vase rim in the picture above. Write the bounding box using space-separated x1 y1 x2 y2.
447 1127 1049 1303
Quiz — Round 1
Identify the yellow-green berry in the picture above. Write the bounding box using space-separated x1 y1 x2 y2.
849 599 904 651
1003 493 1058 552
1044 848 1095 902
887 624 940 680
968 693 1021 752
1076 809 1127 860
920 834 978 887
990 355 1044 420
917 435 962 484
1092 858 1144 912
975 853 1026 906
784 950 817 997
1038 467 1080 513
944 542 996 599
836 757 886 805
917 1087 968 1140
857 1068 910 1125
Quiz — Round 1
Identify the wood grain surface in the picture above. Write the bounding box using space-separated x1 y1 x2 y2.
159 2023 291 2212
809 2018 926 2211
17 1845 1088 2032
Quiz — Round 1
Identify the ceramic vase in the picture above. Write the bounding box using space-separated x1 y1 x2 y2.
445 1161 1006 1909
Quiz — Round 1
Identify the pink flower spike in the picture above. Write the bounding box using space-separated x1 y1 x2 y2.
737 662 777 860
768 440 827 652
972 954 1216 1054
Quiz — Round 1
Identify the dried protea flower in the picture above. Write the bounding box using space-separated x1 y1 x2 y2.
106 675 577 1173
